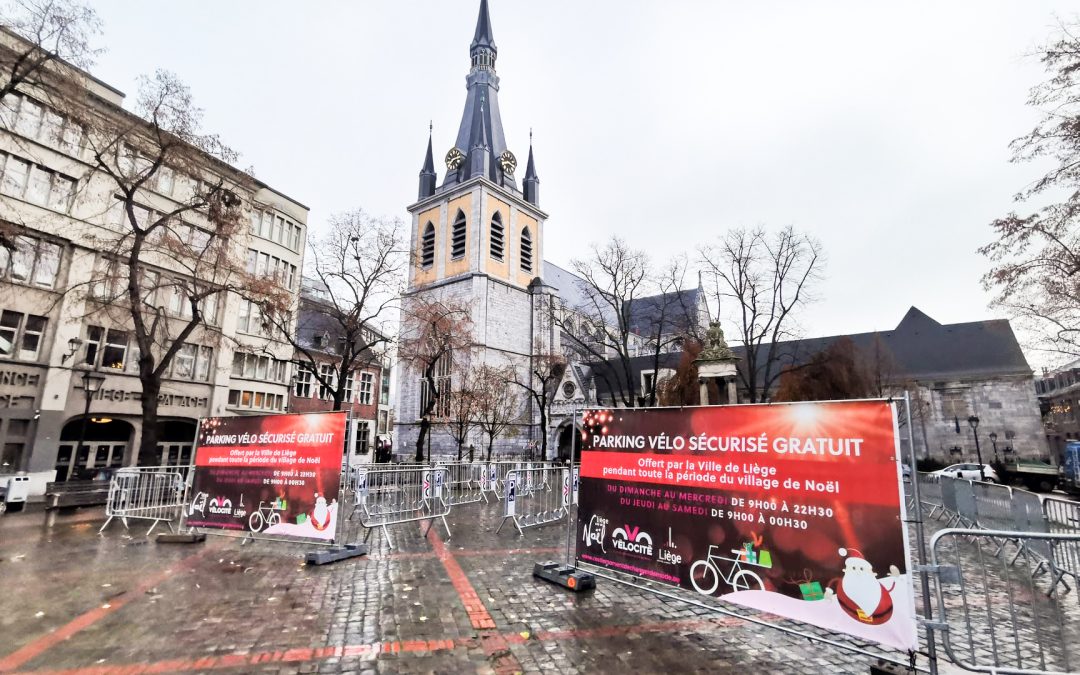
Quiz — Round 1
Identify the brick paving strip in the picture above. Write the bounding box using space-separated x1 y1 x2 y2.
0 546 217 674
423 522 523 673
8 617 740 675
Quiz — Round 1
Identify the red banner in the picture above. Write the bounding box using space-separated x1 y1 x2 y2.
186 412 346 542
575 401 916 652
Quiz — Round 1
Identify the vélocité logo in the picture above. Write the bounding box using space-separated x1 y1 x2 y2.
611 525 654 556
208 496 232 515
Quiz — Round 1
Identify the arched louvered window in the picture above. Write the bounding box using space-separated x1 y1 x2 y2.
451 210 467 260
420 222 435 268
490 212 504 261
520 227 533 273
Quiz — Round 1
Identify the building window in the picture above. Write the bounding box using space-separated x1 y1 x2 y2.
294 367 312 398
420 222 435 268
419 353 452 419
0 151 76 212
0 235 62 289
520 227 532 273
319 363 336 400
101 329 129 370
490 212 504 261
358 371 374 405
171 344 196 379
0 310 47 362
380 366 391 405
354 421 370 455
343 373 354 403
451 210 467 259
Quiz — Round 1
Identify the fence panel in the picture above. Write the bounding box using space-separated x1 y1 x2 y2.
99 466 190 536
351 466 450 548
972 481 1014 532
439 462 488 506
930 528 1080 674
496 467 569 535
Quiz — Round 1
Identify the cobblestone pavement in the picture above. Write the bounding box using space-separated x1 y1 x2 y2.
1 501 937 675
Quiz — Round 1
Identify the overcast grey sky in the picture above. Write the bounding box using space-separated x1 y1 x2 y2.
87 1 1074 363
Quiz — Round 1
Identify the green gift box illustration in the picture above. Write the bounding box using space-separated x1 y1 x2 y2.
757 549 772 568
296 513 308 525
799 581 824 601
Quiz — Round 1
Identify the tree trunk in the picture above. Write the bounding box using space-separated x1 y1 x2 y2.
333 389 345 412
415 418 428 462
538 402 548 461
137 374 161 466
486 435 494 462
457 441 463 461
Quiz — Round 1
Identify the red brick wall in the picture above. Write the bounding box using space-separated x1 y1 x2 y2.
288 358 382 420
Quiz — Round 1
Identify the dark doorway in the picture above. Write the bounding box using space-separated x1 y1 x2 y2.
57 418 133 481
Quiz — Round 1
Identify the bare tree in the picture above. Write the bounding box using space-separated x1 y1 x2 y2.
0 0 102 100
265 210 404 411
75 71 290 465
0 0 100 246
443 362 478 461
507 342 566 461
637 255 701 407
699 225 824 402
473 364 520 461
554 237 650 408
980 19 1080 361
397 297 472 461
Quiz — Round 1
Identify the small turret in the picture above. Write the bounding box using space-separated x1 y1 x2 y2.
523 133 539 206
418 124 437 199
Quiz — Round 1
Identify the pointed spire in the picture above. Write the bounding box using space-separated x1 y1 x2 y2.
471 0 496 53
523 130 539 206
418 122 437 199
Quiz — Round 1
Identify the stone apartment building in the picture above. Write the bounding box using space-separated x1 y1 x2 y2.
0 28 307 494
288 278 392 462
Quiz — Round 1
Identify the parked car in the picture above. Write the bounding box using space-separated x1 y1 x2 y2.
931 463 999 483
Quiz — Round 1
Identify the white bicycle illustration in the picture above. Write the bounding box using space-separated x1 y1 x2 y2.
248 501 282 532
690 544 768 595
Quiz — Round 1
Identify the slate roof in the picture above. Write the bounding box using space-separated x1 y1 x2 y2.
625 287 705 337
590 351 684 402
441 0 515 191
732 307 1033 387
583 307 1032 403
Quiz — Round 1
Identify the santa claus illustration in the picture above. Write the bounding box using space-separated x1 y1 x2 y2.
310 493 332 531
825 547 900 625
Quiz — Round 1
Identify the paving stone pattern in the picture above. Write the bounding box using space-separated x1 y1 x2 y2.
0 498 979 675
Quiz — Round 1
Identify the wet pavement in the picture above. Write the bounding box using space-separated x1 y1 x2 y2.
1 502 923 674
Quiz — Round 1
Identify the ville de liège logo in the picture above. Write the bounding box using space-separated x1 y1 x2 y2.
611 524 654 556
582 514 608 552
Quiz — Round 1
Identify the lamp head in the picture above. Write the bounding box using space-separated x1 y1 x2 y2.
967 415 979 430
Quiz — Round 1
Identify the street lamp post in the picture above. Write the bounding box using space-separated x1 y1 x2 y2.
76 371 106 476
967 415 986 482
989 432 999 463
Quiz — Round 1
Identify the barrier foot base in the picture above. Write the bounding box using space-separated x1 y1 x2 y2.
156 533 206 544
533 561 595 592
306 544 369 566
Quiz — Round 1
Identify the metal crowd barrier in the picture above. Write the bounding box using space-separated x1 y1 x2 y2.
1043 496 1080 535
929 527 1080 674
351 465 450 548
489 460 558 498
439 462 489 505
495 467 569 536
99 466 190 536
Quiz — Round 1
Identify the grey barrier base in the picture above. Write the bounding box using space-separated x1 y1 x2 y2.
306 543 369 566
156 533 206 544
533 561 596 592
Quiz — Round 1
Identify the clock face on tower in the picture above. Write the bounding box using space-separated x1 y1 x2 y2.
445 147 465 170
498 150 517 175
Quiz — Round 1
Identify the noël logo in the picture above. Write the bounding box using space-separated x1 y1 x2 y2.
582 514 608 552
612 525 654 556
208 496 232 515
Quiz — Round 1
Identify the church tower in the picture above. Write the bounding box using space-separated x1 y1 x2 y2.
398 0 552 456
